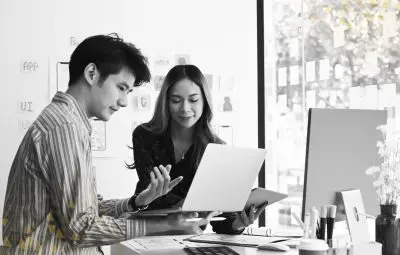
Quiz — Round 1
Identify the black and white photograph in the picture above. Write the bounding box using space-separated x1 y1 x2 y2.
2 1 398 254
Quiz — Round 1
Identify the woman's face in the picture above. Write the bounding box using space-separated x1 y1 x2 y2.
168 78 204 130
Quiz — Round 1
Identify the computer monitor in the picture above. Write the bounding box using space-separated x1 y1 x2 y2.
302 108 387 221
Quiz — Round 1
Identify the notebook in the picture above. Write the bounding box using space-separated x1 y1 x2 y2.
132 143 267 216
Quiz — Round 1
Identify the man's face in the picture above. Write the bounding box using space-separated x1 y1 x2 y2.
88 67 135 121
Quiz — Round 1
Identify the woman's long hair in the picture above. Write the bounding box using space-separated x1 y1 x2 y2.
132 64 223 169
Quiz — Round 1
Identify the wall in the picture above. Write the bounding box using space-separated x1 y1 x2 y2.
0 0 257 245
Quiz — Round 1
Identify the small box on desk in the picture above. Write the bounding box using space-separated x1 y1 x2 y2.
348 241 381 255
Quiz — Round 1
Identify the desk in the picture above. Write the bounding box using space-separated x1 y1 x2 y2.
110 220 377 255
111 235 299 255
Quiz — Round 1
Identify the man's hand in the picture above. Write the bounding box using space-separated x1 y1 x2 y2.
231 202 269 231
135 165 183 206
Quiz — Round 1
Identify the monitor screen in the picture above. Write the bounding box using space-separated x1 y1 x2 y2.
302 108 387 221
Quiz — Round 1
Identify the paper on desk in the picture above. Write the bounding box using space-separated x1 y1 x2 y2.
187 233 289 247
122 236 187 250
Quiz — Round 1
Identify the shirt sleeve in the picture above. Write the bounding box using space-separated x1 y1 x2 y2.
46 124 146 247
98 198 133 217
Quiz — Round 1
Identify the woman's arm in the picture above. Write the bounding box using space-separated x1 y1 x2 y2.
210 213 245 234
132 126 183 209
210 202 268 234
132 127 155 195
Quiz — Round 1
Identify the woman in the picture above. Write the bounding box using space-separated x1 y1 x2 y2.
129 65 266 234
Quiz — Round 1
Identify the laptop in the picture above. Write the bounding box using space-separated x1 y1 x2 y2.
132 143 267 216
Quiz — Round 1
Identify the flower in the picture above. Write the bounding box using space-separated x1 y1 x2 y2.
365 124 400 205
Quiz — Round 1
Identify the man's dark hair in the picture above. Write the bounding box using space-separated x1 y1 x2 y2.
68 33 151 87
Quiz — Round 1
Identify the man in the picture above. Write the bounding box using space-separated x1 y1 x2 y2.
2 34 216 254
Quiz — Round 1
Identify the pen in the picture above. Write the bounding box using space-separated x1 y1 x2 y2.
318 205 327 241
291 211 304 228
326 205 337 247
310 207 319 239
303 213 310 239
185 217 226 222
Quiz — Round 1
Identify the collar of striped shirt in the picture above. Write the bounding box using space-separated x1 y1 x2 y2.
52 91 92 134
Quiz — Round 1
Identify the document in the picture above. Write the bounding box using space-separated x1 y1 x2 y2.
334 26 345 48
290 65 299 85
187 233 288 247
153 54 173 74
278 94 288 113
319 59 329 80
334 64 343 79
122 235 198 250
306 61 315 82
306 90 316 109
289 38 299 58
383 12 397 39
278 67 287 87
56 62 69 93
365 52 379 75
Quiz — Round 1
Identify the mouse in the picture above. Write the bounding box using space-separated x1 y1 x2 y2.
257 242 290 252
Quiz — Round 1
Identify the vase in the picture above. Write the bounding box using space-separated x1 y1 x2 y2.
375 204 400 255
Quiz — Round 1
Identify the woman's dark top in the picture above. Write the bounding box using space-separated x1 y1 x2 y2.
132 124 244 234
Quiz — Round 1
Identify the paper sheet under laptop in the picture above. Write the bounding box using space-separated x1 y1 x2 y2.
132 144 278 216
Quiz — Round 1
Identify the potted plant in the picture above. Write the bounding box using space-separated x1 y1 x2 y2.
366 125 400 255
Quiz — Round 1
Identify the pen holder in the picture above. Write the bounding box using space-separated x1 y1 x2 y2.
299 239 330 255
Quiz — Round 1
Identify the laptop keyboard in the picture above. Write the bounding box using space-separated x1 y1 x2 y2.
184 246 240 255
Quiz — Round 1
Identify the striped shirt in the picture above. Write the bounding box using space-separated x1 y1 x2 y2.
3 92 146 254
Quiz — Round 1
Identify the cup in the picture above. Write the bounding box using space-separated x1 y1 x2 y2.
299 239 329 255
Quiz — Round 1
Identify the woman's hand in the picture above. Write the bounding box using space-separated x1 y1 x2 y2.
231 202 269 231
135 164 183 206
166 211 222 234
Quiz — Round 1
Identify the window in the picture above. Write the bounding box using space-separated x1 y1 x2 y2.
264 0 400 229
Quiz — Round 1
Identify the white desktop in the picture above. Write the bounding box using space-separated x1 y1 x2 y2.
302 108 387 220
